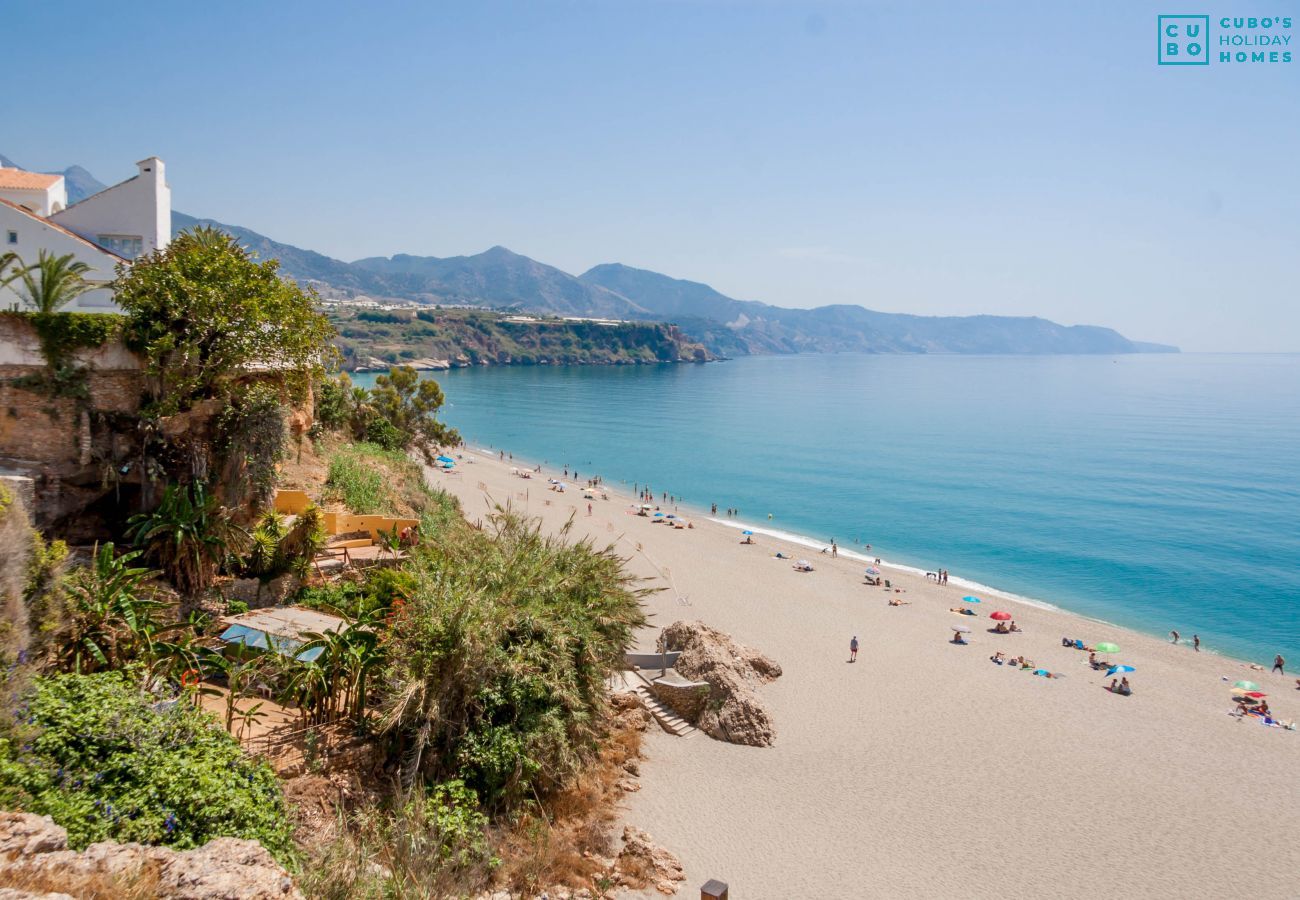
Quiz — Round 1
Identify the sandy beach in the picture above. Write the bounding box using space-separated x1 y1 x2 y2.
433 449 1300 900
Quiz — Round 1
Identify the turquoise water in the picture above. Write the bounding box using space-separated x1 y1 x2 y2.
355 354 1300 664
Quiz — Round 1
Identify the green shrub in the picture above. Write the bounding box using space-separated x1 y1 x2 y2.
299 781 496 898
315 374 354 431
379 509 649 809
326 446 390 514
0 671 295 865
364 416 406 452
215 383 288 511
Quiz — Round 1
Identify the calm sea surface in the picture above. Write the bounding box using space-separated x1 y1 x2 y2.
356 354 1300 663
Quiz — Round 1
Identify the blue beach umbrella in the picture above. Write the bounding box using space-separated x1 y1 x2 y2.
962 596 981 604
1106 665 1136 677
653 512 665 517
742 530 753 535
436 455 455 464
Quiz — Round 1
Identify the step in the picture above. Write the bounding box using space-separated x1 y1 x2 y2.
631 685 698 737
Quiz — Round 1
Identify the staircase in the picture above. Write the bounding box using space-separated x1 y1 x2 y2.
632 684 697 738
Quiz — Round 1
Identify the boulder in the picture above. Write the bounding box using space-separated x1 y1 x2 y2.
0 812 301 899
615 825 685 895
661 621 781 747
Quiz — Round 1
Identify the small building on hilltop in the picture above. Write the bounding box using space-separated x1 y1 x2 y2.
0 157 171 312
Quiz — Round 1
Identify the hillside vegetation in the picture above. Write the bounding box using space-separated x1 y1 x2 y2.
329 305 710 369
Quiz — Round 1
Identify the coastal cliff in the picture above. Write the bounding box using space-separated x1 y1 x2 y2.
329 306 712 371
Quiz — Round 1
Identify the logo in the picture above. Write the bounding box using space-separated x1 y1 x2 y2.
1158 14 1293 65
1159 15 1210 64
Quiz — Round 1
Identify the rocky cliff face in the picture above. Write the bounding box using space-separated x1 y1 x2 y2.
0 812 300 899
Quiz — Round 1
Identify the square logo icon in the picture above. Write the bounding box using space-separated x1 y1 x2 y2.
1159 15 1211 65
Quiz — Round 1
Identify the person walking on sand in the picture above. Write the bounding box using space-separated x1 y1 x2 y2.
587 503 592 516
1193 634 1200 652
1170 630 1180 644
831 540 838 558
1274 654 1286 675
849 635 859 663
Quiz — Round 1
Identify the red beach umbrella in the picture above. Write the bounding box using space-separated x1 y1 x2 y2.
1243 691 1268 699
990 611 1012 621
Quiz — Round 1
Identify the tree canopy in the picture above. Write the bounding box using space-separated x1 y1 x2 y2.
114 226 334 413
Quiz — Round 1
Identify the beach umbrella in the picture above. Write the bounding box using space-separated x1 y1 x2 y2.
990 611 1012 621
1105 665 1136 677
1242 691 1268 699
666 514 677 519
1094 642 1120 653
952 625 972 633
1233 680 1260 691
865 566 881 576
436 455 454 464
742 530 754 535
962 596 981 603
653 512 665 517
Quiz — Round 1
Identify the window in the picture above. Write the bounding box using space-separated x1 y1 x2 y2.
5 231 15 245
96 234 143 258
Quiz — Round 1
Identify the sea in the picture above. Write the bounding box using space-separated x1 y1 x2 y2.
354 353 1300 664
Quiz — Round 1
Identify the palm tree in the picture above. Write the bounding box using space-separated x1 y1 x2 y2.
0 252 24 292
13 250 95 314
127 483 248 597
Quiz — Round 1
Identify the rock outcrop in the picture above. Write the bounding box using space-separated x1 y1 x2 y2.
615 825 686 895
662 620 782 747
0 812 300 899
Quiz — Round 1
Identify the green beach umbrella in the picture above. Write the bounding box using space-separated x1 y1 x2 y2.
1233 680 1260 691
1094 642 1120 653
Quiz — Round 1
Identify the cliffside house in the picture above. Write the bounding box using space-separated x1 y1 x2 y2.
0 157 171 312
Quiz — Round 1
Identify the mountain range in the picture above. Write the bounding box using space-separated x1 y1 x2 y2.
2 154 1178 356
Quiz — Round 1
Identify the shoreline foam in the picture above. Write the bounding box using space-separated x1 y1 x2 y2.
471 443 1244 661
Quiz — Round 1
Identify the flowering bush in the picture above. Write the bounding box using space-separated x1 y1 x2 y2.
0 670 295 865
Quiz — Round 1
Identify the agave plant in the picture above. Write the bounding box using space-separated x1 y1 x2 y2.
244 510 287 578
127 483 248 597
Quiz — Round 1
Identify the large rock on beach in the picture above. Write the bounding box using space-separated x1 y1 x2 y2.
0 812 301 899
661 620 781 747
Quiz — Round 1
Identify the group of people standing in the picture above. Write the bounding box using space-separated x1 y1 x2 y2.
928 569 949 585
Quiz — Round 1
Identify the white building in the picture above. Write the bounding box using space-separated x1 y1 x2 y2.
0 157 171 312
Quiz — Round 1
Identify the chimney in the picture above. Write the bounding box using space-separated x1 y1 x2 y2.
135 156 171 254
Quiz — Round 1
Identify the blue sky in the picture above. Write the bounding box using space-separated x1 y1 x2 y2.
3 1 1297 351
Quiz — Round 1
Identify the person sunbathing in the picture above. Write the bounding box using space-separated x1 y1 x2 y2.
1009 622 1022 632
949 607 976 616
952 633 968 644
888 597 910 606
1118 678 1132 696
774 552 789 559
990 651 1006 664
994 622 1010 634
793 562 814 572
741 536 755 544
